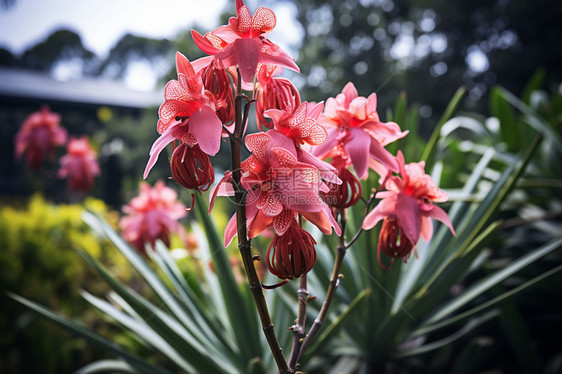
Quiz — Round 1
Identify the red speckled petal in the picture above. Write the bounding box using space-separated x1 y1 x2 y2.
273 209 295 236
271 147 297 167
306 124 328 145
253 7 276 33
164 80 192 102
245 132 271 162
237 6 252 32
257 192 283 217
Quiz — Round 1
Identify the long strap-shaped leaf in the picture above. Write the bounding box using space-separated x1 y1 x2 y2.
394 310 500 358
81 291 195 373
424 236 562 325
8 293 172 374
82 211 233 359
75 359 135 374
412 262 562 336
420 86 466 171
149 241 239 358
193 193 262 361
77 249 234 374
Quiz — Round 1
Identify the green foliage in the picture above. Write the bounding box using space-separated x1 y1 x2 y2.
0 195 135 374
296 77 562 372
8 81 562 373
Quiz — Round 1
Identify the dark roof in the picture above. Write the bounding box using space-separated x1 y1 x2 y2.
0 67 162 109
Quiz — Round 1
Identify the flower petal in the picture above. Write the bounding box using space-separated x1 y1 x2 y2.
369 137 399 173
395 194 421 244
176 52 195 77
423 204 456 237
224 213 237 246
143 129 176 179
362 195 397 230
189 106 223 156
345 128 371 179
311 128 339 158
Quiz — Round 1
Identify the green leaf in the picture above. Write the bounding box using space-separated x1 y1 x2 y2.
490 86 519 151
394 310 499 358
149 241 236 354
81 291 195 373
522 68 546 105
8 293 171 374
75 360 135 374
77 249 233 374
421 86 466 170
82 212 236 364
495 86 562 149
424 236 562 325
411 263 562 337
193 193 262 361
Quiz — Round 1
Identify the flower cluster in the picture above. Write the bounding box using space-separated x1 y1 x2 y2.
143 0 454 278
58 136 100 192
120 181 187 253
14 105 67 170
14 106 100 193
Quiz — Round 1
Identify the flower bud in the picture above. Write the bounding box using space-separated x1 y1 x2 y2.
377 218 414 269
201 64 235 125
266 222 317 280
322 166 362 210
170 143 215 192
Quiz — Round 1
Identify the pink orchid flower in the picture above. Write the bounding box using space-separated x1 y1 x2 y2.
362 151 455 268
14 105 67 169
57 136 100 192
191 0 299 83
211 131 340 246
143 52 223 179
265 102 342 191
120 181 187 253
312 82 408 179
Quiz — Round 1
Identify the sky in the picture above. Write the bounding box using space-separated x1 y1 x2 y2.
0 0 302 90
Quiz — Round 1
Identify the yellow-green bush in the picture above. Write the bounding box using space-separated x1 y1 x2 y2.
0 195 135 374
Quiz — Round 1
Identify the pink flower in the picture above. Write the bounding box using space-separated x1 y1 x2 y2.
143 52 223 179
191 0 299 83
14 105 67 169
57 136 100 192
265 103 341 192
265 101 327 147
212 131 340 246
312 82 408 179
362 151 455 268
255 65 301 130
120 181 187 253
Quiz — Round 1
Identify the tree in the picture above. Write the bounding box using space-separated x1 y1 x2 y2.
19 29 96 75
284 0 562 132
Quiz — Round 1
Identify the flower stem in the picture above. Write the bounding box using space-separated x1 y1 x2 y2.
295 209 347 364
230 69 289 373
287 275 309 369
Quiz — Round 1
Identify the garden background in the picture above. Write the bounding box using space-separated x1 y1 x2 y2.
1 0 561 373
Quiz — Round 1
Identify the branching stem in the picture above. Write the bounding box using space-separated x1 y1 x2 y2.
230 68 289 374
